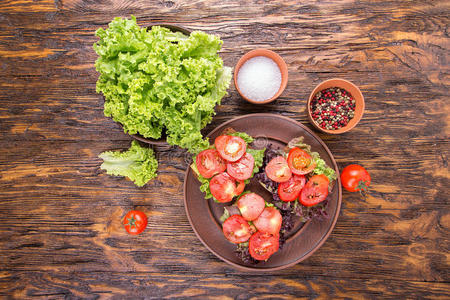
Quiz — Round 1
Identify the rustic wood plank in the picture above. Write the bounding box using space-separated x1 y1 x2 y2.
0 271 449 299
0 0 449 298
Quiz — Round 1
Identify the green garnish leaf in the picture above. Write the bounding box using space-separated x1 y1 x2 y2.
247 148 266 176
219 207 231 223
265 202 275 208
228 131 254 144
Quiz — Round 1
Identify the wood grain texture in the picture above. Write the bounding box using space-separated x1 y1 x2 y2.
0 0 449 298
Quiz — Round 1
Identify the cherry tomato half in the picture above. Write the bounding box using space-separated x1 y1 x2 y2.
222 215 255 244
265 156 292 183
196 149 226 179
299 174 329 206
341 164 371 192
209 172 243 203
253 207 282 235
123 210 148 235
235 180 245 196
287 147 316 175
227 152 254 181
237 193 265 221
215 135 247 162
278 174 306 202
249 231 279 261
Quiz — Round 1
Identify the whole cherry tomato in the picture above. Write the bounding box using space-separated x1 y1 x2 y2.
123 210 148 235
340 164 371 192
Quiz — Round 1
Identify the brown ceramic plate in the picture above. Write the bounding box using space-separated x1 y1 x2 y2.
183 114 342 272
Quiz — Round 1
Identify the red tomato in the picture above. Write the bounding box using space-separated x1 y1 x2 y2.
265 156 292 183
235 180 245 196
237 193 265 221
196 149 226 178
278 174 306 202
253 207 282 235
123 210 148 235
300 174 329 206
287 147 316 175
209 172 242 203
222 215 254 244
249 231 279 261
227 152 254 181
215 135 247 162
341 164 371 192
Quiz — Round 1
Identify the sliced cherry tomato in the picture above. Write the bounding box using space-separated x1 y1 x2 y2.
249 231 279 261
222 215 254 244
265 156 292 183
209 172 242 203
278 174 306 202
123 210 148 235
196 149 226 179
215 135 247 162
237 193 265 221
300 174 329 206
287 147 316 175
341 164 371 192
253 207 282 235
227 152 254 181
235 180 245 196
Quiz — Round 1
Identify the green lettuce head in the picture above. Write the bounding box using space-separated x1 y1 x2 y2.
94 16 231 153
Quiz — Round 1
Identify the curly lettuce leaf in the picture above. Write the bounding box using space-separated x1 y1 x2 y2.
247 148 265 177
311 154 337 182
228 131 254 144
99 141 158 187
94 16 231 153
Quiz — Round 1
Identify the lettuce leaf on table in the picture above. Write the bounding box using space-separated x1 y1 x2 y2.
94 16 231 153
99 141 158 187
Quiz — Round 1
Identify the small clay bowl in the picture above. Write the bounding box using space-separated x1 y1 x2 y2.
234 49 288 104
114 24 191 146
307 78 364 134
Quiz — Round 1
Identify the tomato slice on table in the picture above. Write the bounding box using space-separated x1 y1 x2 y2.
265 156 292 183
209 172 243 203
123 210 148 235
196 149 226 179
222 215 254 244
278 174 306 202
237 193 265 221
249 231 279 261
227 152 254 181
287 147 316 175
300 174 329 206
253 207 282 235
215 135 247 162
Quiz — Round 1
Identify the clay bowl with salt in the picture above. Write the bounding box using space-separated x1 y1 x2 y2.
234 49 288 104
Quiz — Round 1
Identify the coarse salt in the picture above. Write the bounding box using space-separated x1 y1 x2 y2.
237 56 282 102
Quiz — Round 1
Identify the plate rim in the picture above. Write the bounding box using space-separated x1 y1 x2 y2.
183 113 342 272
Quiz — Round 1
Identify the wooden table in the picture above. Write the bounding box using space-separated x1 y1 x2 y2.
1 0 449 298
